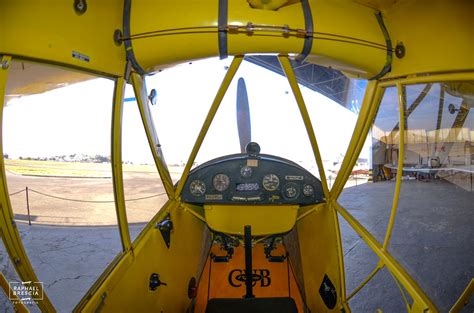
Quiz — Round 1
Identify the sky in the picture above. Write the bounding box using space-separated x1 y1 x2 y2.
4 57 367 174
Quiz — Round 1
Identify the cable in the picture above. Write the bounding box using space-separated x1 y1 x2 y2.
122 26 388 52
27 188 166 203
9 189 25 197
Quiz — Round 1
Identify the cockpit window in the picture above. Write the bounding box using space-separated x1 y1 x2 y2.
3 60 122 310
146 57 365 182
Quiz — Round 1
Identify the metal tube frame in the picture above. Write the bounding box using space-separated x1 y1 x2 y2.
335 71 473 310
175 56 244 197
279 55 350 308
278 56 330 199
111 77 132 251
130 72 175 198
0 271 29 312
382 82 405 249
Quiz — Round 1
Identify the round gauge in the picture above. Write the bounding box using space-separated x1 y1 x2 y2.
245 142 261 156
240 166 253 178
303 184 314 197
262 174 280 191
283 183 299 199
189 180 206 197
213 173 230 192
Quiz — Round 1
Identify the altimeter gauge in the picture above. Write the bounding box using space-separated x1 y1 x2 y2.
283 183 299 199
303 184 314 197
189 180 206 197
240 166 253 178
262 174 280 191
213 173 230 192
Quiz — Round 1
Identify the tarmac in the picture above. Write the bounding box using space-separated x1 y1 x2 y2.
0 173 473 312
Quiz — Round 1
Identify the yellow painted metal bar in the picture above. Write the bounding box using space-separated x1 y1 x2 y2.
131 72 175 198
449 279 473 313
278 55 330 199
279 55 352 309
175 55 244 197
111 77 132 251
331 202 348 304
331 81 382 198
0 55 56 312
334 200 438 312
387 268 412 312
181 203 207 224
295 203 325 222
73 250 129 312
382 83 405 249
379 72 474 87
347 262 383 301
0 272 29 313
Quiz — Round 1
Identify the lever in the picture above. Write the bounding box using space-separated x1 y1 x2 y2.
149 273 167 291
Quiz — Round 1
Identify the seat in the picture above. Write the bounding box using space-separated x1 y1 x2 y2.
205 297 298 313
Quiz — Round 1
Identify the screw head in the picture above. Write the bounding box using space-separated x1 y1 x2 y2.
1 60 10 69
395 42 405 59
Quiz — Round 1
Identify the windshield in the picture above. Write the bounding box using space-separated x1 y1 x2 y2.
145 57 366 183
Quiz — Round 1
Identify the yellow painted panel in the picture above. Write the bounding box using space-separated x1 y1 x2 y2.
297 203 342 312
130 0 387 78
130 0 219 73
306 0 387 77
204 204 298 236
0 0 125 76
78 200 208 312
386 0 474 77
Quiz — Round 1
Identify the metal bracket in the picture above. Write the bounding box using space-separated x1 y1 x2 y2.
1 59 10 70
155 214 173 248
264 236 286 262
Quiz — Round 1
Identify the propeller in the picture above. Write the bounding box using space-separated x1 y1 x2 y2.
236 77 251 153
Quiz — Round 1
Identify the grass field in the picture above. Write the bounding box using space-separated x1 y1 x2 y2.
5 159 184 179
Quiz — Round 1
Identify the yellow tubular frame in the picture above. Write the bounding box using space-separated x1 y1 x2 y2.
279 55 351 310
175 56 244 198
131 72 175 198
332 207 348 308
0 271 29 312
111 77 132 251
0 55 56 312
334 72 474 310
278 55 330 199
334 201 436 311
450 279 473 313
330 80 381 198
382 83 405 249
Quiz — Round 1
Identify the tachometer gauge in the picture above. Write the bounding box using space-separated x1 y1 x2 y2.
262 174 280 191
240 166 253 178
213 173 230 192
283 183 299 199
303 184 314 197
189 180 206 197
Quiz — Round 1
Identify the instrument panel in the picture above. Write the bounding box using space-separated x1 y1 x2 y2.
181 152 324 205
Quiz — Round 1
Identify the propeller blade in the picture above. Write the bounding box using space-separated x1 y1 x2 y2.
237 77 251 153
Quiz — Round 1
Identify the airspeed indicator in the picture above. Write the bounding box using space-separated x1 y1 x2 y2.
262 174 280 191
213 173 230 192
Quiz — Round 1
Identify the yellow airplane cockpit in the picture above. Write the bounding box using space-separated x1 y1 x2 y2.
0 0 472 312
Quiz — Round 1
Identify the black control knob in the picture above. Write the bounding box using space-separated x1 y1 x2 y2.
245 142 261 156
